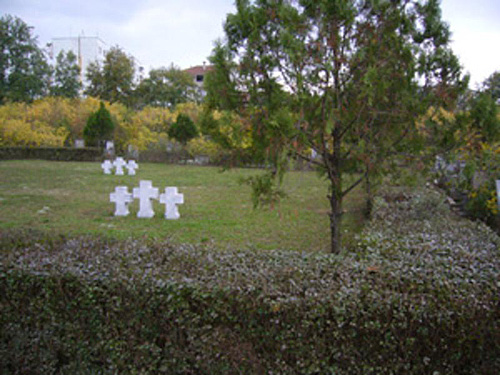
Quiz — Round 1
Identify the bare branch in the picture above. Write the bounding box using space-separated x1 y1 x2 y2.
342 171 367 198
292 150 324 167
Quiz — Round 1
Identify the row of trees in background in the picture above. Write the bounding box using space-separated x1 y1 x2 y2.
84 47 201 109
0 15 199 109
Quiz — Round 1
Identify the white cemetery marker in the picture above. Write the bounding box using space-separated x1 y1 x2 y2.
101 160 113 174
496 180 500 211
126 160 139 176
128 144 139 160
159 187 184 220
110 186 133 216
113 157 126 175
106 140 115 152
133 180 159 218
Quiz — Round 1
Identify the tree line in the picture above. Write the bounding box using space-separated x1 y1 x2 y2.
0 96 212 152
0 14 199 109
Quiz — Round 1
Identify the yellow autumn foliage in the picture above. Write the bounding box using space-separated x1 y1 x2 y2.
174 102 202 124
186 136 223 159
0 118 68 147
117 116 157 151
216 110 253 150
130 106 175 135
0 97 206 150
415 106 456 136
0 99 72 147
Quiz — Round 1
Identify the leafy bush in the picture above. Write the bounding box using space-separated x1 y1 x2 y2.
0 97 89 147
437 142 499 231
464 144 500 224
83 102 115 147
168 113 198 145
185 136 224 162
240 171 287 208
1 187 499 374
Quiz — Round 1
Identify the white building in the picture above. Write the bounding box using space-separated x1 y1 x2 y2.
49 36 107 86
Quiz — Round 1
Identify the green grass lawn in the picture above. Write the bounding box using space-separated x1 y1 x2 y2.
0 160 366 252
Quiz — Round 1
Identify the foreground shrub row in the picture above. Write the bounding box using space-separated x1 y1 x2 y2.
1 187 499 374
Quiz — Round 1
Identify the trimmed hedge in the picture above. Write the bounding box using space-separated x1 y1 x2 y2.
138 149 191 164
0 147 102 162
1 187 499 374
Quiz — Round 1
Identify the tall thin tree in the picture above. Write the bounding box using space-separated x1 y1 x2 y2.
206 0 467 253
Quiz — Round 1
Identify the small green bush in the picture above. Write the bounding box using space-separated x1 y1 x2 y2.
1 187 499 374
83 102 115 147
168 114 198 145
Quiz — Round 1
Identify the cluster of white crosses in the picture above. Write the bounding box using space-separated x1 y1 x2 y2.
102 157 138 176
110 180 184 219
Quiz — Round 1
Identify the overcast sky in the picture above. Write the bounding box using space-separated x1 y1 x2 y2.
1 0 499 87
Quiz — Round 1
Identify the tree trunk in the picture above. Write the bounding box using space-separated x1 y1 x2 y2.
326 116 344 254
328 127 343 254
365 173 373 219
329 192 343 254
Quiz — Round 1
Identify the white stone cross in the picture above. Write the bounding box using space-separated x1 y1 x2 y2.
110 186 133 216
113 157 126 175
133 180 159 218
496 180 500 211
101 160 113 174
126 160 139 176
159 187 184 219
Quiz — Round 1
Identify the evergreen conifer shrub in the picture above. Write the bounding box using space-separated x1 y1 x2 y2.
83 102 115 147
168 113 198 145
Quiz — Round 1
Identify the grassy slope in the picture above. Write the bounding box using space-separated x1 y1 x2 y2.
0 160 366 252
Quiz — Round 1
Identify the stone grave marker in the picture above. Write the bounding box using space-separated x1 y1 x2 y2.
126 160 139 175
127 144 139 160
159 187 184 219
105 140 115 157
113 157 126 175
133 180 159 218
101 160 113 174
110 186 133 216
194 155 210 165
